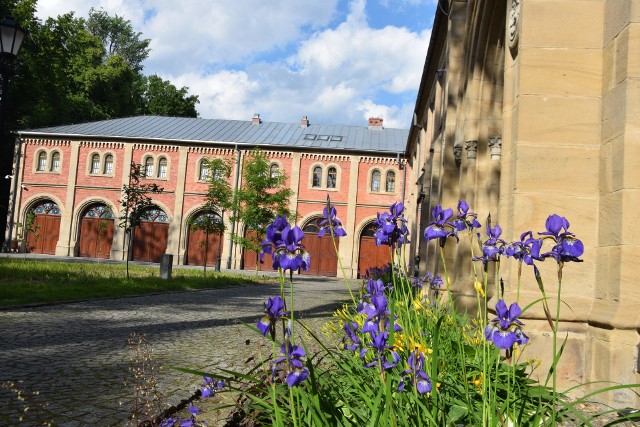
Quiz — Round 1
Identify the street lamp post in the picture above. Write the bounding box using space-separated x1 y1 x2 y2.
0 16 26 252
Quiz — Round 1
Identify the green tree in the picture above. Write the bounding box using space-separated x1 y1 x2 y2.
231 149 293 270
189 158 232 273
119 162 163 279
0 2 200 248
86 7 150 72
142 75 199 118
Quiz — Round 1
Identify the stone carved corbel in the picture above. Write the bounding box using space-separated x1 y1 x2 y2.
488 136 502 160
453 144 463 166
465 140 478 160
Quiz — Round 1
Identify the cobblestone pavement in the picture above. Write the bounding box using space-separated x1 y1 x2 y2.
0 268 354 426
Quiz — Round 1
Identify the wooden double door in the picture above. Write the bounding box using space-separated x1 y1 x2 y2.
357 223 390 278
131 208 169 263
27 201 61 254
78 205 114 259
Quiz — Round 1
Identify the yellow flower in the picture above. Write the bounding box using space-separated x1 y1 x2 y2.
474 280 485 297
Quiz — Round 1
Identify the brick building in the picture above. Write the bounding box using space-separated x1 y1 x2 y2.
8 114 409 279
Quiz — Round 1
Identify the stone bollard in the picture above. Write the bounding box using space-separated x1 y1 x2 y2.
160 254 173 280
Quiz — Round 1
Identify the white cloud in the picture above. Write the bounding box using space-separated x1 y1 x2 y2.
33 0 432 128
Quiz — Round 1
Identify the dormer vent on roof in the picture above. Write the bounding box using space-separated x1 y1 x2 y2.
252 113 262 124
300 115 309 127
368 117 383 129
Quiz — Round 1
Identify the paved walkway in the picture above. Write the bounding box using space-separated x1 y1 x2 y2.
0 259 354 426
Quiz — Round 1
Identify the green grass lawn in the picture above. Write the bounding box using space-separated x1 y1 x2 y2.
0 258 276 307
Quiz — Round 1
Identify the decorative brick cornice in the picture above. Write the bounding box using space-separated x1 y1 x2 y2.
261 150 292 159
301 153 349 162
359 156 406 166
80 141 126 149
24 138 72 147
188 147 235 156
133 143 179 152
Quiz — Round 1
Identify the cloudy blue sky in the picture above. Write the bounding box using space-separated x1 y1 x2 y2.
36 0 436 128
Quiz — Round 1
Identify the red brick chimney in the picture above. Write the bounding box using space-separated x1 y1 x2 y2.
368 117 383 128
252 113 262 124
300 115 309 127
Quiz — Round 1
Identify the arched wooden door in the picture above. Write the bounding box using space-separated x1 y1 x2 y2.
242 229 273 272
187 211 223 267
78 204 114 259
357 222 390 278
27 201 61 254
132 207 169 263
301 218 339 277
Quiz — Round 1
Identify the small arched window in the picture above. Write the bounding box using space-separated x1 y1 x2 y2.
371 170 381 192
270 163 280 178
103 155 114 175
158 157 168 178
37 151 47 171
199 159 209 181
50 151 60 172
385 171 396 192
327 167 337 189
91 154 100 174
144 157 154 178
312 166 322 187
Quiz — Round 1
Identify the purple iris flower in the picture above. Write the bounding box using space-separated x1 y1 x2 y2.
398 350 432 394
257 296 288 339
452 200 482 232
160 417 182 427
363 278 387 297
260 215 289 263
473 224 506 264
318 196 347 238
374 202 410 249
424 205 458 245
343 321 360 351
275 342 309 387
424 271 444 300
362 330 401 370
537 214 584 263
485 300 529 350
201 376 225 398
178 405 204 427
504 231 540 266
272 224 311 271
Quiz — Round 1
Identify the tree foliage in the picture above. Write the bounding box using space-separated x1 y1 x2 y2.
86 7 150 72
189 157 232 273
119 162 163 278
0 0 199 247
231 149 293 256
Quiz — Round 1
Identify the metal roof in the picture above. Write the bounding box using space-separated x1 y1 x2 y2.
18 116 408 155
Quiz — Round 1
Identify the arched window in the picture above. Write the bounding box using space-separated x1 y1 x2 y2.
270 163 280 178
37 151 47 171
158 157 168 178
371 170 381 192
312 166 322 188
91 154 100 174
385 171 396 192
144 157 154 178
327 167 337 189
199 159 209 181
103 155 114 175
50 152 60 172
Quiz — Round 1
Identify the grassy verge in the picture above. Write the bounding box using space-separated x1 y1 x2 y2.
0 258 276 307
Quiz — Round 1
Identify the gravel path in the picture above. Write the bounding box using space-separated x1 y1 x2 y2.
0 271 353 426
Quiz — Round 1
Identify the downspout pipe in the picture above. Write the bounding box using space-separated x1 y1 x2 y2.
226 145 242 269
3 136 22 252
